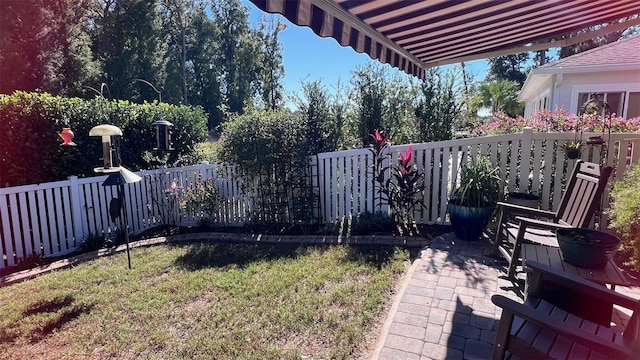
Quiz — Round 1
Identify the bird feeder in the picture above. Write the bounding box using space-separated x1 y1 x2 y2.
59 127 76 146
580 93 612 164
89 124 122 173
152 120 174 151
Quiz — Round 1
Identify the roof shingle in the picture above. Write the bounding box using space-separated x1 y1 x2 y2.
541 35 640 68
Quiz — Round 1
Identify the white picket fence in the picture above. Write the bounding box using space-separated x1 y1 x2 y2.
0 162 246 268
318 129 640 224
2 128 640 269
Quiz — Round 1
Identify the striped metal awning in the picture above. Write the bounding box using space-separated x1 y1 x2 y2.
249 0 640 79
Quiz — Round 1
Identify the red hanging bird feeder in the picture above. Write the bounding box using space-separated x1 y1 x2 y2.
60 127 76 146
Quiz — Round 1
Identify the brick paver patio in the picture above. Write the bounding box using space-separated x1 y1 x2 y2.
371 232 640 360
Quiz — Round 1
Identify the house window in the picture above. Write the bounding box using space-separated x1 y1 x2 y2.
534 94 549 112
577 91 640 118
628 92 640 118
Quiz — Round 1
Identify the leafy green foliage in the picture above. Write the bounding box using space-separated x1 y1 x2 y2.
90 0 167 103
1 0 287 132
220 107 316 224
415 68 459 142
487 54 529 85
349 63 425 147
608 163 640 271
0 0 99 96
221 107 305 173
211 0 259 115
0 91 208 187
474 79 523 118
80 231 108 252
451 157 503 208
295 80 337 154
256 17 287 110
351 63 388 147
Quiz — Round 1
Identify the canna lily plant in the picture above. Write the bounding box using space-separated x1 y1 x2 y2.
369 129 426 235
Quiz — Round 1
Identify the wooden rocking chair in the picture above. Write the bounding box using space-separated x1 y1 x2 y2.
491 261 640 359
493 160 613 279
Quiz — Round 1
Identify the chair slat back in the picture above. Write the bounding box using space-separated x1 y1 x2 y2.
555 161 613 227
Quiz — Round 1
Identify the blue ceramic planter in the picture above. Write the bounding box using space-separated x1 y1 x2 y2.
448 201 494 241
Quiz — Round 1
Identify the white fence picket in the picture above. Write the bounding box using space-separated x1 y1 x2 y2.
0 194 14 267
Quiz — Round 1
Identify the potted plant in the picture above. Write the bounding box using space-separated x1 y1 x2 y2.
505 191 540 221
448 157 503 241
563 140 582 159
556 228 621 269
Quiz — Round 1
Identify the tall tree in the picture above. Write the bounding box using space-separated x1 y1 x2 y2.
383 73 420 144
0 0 98 96
327 79 351 150
256 17 286 110
90 0 167 102
476 79 523 117
160 0 196 105
487 54 529 86
415 68 458 142
210 0 258 113
351 63 388 148
295 80 331 154
186 6 223 129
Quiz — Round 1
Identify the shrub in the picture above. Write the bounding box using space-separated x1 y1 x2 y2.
81 231 107 252
220 107 315 224
608 163 640 271
0 91 208 187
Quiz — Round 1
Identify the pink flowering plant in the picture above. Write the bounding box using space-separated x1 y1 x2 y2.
471 109 640 137
369 130 425 234
179 172 220 222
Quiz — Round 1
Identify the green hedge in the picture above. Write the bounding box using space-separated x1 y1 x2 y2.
0 91 208 187
608 163 640 272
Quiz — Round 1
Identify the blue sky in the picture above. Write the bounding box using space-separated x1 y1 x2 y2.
243 1 489 98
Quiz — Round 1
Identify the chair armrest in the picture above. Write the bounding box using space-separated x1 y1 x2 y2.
491 295 634 359
525 261 638 310
514 217 569 231
497 201 556 218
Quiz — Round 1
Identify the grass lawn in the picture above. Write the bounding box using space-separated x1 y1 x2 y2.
0 242 409 359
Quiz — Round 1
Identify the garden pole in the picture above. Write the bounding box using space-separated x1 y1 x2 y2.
119 183 132 269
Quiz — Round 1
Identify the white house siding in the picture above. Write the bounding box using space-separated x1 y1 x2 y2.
520 36 640 119
523 70 640 119
523 75 553 118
